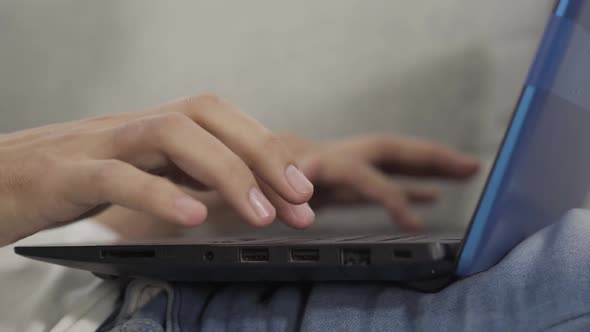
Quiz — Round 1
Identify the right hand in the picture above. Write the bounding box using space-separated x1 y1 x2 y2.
0 94 315 245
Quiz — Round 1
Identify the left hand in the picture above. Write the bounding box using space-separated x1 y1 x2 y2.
280 134 480 230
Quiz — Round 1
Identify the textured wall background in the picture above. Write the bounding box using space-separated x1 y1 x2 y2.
0 1 554 236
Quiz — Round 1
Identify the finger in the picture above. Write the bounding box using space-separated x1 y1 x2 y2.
257 179 315 229
309 184 439 209
363 135 480 178
341 165 424 230
402 185 440 203
97 113 277 227
65 159 208 227
171 95 314 204
157 165 210 191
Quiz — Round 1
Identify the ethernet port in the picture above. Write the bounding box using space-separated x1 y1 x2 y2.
341 248 371 266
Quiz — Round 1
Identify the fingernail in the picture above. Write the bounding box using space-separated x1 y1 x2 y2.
285 165 314 195
249 187 276 222
288 203 316 226
175 197 206 225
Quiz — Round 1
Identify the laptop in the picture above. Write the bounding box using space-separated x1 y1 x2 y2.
15 0 590 290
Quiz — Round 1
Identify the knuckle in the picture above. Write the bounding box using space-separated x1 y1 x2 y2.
259 132 284 151
256 132 289 160
191 93 226 108
184 94 232 122
112 120 148 153
218 153 253 183
245 132 291 170
141 112 191 142
113 113 190 148
184 94 227 115
225 155 249 176
155 112 190 130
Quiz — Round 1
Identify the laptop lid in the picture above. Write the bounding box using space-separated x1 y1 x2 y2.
457 0 590 276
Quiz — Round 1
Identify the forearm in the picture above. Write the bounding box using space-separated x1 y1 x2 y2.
95 190 228 240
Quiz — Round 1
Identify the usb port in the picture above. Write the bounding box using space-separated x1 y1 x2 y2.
240 248 269 263
290 248 319 262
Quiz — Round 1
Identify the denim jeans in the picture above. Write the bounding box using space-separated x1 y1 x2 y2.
98 209 590 332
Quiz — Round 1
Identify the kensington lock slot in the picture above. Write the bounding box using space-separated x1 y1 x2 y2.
393 249 413 259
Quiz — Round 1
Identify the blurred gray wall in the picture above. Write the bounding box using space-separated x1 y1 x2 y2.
0 1 554 234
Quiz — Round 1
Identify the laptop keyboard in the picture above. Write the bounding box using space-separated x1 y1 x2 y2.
198 233 459 245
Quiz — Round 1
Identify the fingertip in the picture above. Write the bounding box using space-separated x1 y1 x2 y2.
453 156 481 178
248 187 277 227
387 204 424 231
463 156 480 168
288 221 314 230
255 212 277 227
405 220 426 232
175 197 208 226
398 217 425 232
283 203 316 229
247 210 276 228
465 155 481 168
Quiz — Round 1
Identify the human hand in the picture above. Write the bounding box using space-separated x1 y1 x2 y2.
0 95 315 245
280 134 480 230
